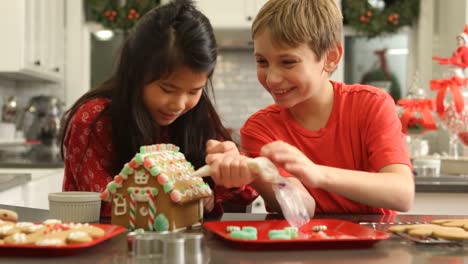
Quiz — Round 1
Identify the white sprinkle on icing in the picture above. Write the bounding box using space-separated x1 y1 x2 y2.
43 219 62 225
68 231 89 240
11 233 27 243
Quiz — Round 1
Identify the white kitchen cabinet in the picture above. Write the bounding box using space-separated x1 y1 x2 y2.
195 0 267 29
0 0 65 82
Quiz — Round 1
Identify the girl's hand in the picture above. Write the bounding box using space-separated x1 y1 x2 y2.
206 154 256 188
203 193 215 212
260 141 326 188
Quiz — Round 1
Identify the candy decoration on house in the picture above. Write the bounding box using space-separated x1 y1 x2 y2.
397 72 437 135
432 25 468 77
342 0 420 38
87 0 160 33
361 48 401 101
100 143 212 231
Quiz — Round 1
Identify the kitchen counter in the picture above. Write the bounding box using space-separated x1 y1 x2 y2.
415 175 468 193
1 204 468 264
0 173 30 192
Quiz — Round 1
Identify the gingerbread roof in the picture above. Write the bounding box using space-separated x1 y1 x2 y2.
100 144 212 204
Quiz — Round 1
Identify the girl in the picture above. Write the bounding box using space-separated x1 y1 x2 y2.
60 0 257 217
206 0 414 216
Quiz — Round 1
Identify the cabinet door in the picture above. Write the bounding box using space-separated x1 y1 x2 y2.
0 0 64 82
196 0 251 29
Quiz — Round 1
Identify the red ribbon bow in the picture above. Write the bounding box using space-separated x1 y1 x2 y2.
430 76 467 118
397 99 437 134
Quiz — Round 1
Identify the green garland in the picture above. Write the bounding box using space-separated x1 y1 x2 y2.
342 0 420 38
88 0 160 33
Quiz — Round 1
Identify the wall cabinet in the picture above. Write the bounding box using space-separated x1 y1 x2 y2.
195 0 267 29
0 0 65 82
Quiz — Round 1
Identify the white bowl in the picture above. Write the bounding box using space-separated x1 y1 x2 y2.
48 192 101 223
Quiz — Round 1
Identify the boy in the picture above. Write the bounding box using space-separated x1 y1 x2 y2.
206 0 414 215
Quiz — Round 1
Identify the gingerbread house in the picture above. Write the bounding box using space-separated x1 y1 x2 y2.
100 144 212 232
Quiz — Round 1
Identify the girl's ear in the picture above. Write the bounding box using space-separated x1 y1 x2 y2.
324 44 343 73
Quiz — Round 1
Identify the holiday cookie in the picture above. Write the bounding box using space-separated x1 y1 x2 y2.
66 231 93 244
2 221 106 246
431 219 468 228
0 209 17 222
388 223 468 240
0 224 19 238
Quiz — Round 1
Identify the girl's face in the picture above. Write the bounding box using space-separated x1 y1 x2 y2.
254 28 330 108
143 66 207 126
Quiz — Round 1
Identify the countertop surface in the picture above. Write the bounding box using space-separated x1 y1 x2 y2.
415 175 468 192
1 204 468 264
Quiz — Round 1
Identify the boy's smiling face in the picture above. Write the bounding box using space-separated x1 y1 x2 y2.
253 28 330 108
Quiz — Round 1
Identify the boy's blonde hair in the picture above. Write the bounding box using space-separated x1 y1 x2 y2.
252 0 342 59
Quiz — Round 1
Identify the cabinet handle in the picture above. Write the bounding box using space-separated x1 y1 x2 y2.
53 67 60 72
246 16 253 21
34 60 41 66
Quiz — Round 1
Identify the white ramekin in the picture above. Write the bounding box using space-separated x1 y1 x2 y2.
48 192 101 223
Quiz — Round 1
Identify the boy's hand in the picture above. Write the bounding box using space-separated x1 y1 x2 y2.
261 141 325 188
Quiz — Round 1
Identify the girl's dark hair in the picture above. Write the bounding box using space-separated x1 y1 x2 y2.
60 0 230 174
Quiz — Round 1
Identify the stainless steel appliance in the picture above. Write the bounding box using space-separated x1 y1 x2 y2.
18 95 64 146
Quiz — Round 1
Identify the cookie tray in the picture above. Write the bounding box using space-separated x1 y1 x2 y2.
393 232 467 245
0 224 126 256
359 222 468 245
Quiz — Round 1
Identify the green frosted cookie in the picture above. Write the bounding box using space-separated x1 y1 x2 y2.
284 227 298 238
242 226 258 235
230 230 257 240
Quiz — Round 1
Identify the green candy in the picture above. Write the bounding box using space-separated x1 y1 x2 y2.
154 214 169 231
242 226 257 235
150 167 159 176
135 154 144 164
107 182 117 193
284 227 298 238
139 146 146 153
269 233 291 240
230 230 257 240
121 165 133 175
163 182 173 193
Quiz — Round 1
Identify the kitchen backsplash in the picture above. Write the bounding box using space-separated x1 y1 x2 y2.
0 79 64 121
212 49 273 136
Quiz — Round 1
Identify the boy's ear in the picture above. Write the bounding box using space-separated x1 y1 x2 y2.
324 44 343 73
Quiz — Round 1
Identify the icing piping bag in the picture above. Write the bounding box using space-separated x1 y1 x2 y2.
191 157 313 227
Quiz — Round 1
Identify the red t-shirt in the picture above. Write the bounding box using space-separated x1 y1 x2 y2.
240 81 412 214
63 98 258 217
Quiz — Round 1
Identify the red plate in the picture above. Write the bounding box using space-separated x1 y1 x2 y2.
203 219 390 250
0 224 126 256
